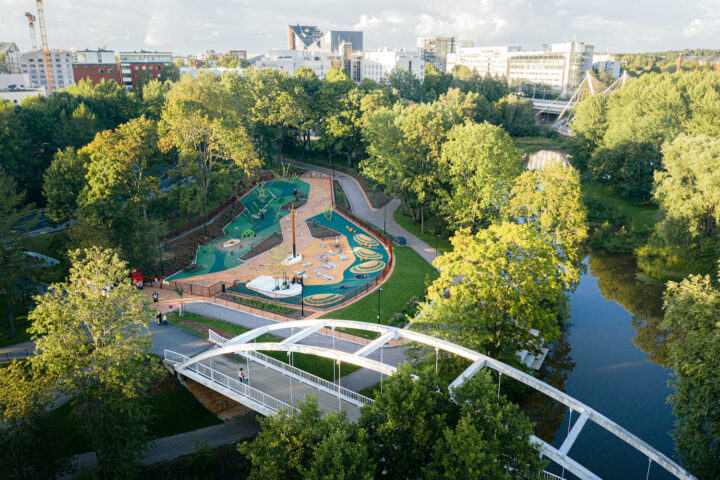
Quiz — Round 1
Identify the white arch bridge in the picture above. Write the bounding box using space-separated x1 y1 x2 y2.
163 319 695 480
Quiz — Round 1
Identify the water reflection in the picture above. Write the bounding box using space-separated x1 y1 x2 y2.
587 253 670 368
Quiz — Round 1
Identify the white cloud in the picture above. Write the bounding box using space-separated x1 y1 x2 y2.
682 15 720 37
208 30 219 39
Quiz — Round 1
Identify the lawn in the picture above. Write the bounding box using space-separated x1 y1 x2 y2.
513 136 573 154
43 379 222 459
168 312 358 379
582 183 658 228
321 246 439 334
392 210 453 254
0 302 33 347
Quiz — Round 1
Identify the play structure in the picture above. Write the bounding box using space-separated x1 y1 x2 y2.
167 179 310 281
166 173 390 310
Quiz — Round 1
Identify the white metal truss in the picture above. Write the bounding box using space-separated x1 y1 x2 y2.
167 319 695 480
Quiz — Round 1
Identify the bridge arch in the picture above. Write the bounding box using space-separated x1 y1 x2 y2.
168 318 695 480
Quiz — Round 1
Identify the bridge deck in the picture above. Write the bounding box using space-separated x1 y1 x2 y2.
192 348 362 421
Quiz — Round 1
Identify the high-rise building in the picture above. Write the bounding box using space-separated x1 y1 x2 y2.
508 42 594 93
72 49 121 86
317 31 363 53
119 51 172 90
417 36 455 71
19 49 74 93
287 25 323 50
0 42 21 73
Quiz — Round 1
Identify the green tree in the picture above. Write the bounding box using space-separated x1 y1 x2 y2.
569 94 608 171
29 247 163 479
362 102 461 233
51 101 100 148
239 396 374 480
661 273 720 479
161 74 259 230
141 79 172 119
492 94 540 136
293 67 322 158
0 100 30 197
588 141 661 200
422 63 452 101
135 70 155 91
437 87 492 124
43 147 87 223
0 54 9 74
415 222 568 360
382 68 422 102
0 169 35 339
441 122 524 231
160 63 180 82
654 135 720 239
504 163 588 277
0 361 71 479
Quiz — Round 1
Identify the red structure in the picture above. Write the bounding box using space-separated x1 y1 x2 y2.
72 63 121 85
131 268 144 289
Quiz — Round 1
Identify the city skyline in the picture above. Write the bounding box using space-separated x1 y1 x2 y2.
1 0 718 55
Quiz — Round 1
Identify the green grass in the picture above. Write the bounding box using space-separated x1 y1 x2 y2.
582 183 658 228
0 302 33 347
168 312 358 380
43 382 222 459
513 136 573 154
392 210 453 254
321 246 439 336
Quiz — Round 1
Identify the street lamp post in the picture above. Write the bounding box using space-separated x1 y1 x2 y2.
383 204 387 234
377 288 384 323
300 277 304 318
435 234 440 258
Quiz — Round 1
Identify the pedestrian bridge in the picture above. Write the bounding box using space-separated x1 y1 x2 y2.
164 319 695 480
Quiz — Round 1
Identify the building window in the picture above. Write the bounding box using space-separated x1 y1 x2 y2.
135 66 139 70
108 68 114 73
142 66 146 70
157 65 161 70
99 68 105 74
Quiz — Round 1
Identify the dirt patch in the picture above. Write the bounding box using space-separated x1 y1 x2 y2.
306 220 341 239
147 370 181 395
185 378 250 419
180 319 235 340
238 233 283 261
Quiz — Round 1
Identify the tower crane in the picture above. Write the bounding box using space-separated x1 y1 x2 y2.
25 12 38 50
35 0 54 94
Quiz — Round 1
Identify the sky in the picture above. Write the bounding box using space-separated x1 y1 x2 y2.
1 0 719 55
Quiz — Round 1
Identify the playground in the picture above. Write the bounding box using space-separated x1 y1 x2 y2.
166 172 390 309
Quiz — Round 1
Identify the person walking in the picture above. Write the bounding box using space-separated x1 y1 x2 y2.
152 291 159 303
238 368 248 384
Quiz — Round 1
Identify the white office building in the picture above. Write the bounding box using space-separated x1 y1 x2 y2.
362 49 424 82
446 46 515 77
255 49 341 79
0 73 45 104
19 49 74 93
592 54 621 79
508 42 594 93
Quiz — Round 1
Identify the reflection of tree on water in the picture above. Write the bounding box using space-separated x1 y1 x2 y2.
518 329 575 442
587 253 671 367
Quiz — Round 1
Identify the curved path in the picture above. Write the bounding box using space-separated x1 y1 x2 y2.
282 159 439 266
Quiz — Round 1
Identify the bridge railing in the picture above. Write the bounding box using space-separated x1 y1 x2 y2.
164 349 296 414
208 329 374 407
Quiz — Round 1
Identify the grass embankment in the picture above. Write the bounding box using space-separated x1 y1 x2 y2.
44 376 222 459
581 182 657 253
321 246 439 338
513 136 573 154
392 210 453 254
168 312 357 379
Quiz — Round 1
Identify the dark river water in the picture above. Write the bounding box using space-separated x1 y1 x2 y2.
527 253 677 480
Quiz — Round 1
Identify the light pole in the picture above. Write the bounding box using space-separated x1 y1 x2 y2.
377 288 384 323
300 277 304 318
435 234 441 259
383 203 387 234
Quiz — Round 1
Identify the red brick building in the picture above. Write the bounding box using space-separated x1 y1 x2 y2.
72 50 121 85
119 51 173 90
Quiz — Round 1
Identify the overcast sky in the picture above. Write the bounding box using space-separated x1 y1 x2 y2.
2 0 719 55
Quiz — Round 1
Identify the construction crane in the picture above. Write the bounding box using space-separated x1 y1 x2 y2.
25 12 37 50
35 0 54 94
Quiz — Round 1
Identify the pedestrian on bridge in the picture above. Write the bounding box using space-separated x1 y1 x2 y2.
238 368 248 384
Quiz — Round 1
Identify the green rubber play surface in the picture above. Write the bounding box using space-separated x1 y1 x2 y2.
167 179 310 280
230 210 390 309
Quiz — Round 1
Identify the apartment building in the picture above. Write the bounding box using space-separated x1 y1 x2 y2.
19 49 74 93
72 49 121 85
119 51 172 90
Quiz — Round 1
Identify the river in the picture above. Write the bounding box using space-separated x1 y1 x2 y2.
528 253 677 480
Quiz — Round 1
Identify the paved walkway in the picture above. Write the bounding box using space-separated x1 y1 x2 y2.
70 414 260 473
282 159 440 266
0 340 35 361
